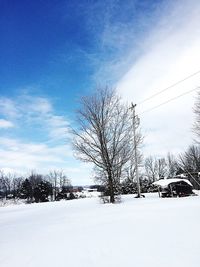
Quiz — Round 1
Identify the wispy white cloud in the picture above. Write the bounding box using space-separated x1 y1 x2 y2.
0 98 20 119
117 0 200 157
19 95 53 114
0 94 71 141
0 136 92 184
46 115 70 141
0 119 14 129
60 0 165 85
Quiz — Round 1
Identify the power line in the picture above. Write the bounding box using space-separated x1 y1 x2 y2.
139 86 200 116
137 70 200 105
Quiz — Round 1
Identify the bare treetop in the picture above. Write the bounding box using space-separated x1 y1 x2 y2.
73 87 134 203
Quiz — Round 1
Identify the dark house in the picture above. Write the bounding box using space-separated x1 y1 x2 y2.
152 178 194 198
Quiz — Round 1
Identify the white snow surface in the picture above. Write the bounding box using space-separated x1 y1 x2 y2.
153 178 193 187
0 193 199 267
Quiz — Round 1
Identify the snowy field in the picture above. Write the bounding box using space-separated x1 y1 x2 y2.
0 193 199 267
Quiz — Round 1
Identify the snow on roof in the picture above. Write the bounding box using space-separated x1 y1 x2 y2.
152 178 193 188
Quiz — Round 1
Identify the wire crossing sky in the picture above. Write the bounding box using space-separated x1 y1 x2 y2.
137 70 200 105
0 0 200 184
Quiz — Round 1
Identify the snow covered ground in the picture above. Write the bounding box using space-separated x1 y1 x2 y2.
0 193 199 267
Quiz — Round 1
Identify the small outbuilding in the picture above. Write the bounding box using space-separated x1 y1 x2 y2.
152 178 194 198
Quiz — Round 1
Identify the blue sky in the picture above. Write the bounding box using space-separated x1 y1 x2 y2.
0 0 164 102
0 0 200 184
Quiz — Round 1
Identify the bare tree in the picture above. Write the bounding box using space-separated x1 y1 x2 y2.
47 170 70 200
179 145 200 172
0 171 13 198
144 156 158 182
157 158 167 179
0 171 23 199
59 171 70 188
0 170 6 198
178 145 200 189
165 153 178 178
145 153 179 181
12 176 24 198
28 172 43 187
73 87 133 203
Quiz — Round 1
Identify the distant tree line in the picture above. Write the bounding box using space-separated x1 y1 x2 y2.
121 146 200 194
0 170 77 203
1 146 200 204
143 146 200 190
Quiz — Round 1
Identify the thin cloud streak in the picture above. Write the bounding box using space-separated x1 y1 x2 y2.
117 0 200 157
0 119 14 129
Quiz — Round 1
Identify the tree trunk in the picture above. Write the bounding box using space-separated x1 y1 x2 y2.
108 173 115 203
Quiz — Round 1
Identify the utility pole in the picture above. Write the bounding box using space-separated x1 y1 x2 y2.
130 103 141 198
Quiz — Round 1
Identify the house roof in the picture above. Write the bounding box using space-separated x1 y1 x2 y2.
152 178 193 188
